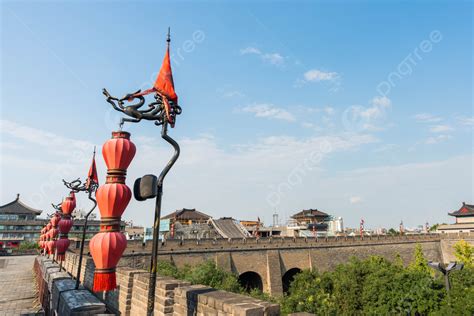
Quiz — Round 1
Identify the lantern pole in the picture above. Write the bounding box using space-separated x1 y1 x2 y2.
75 189 98 289
51 202 63 268
102 28 182 315
147 120 180 315
63 171 99 289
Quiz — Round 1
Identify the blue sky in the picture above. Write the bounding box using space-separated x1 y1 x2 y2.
1 1 472 229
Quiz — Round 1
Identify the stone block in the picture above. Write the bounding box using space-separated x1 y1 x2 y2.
232 303 265 316
48 271 71 291
57 289 106 315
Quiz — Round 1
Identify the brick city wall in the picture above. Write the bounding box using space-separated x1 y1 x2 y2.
102 234 444 296
50 232 472 313
71 233 443 255
439 232 474 263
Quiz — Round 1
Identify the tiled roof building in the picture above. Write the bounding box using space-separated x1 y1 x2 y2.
438 202 474 234
161 208 211 225
291 209 330 225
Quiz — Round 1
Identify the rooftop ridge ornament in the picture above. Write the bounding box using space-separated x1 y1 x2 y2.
102 29 181 315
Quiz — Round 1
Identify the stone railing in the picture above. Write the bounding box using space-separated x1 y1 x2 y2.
53 251 280 315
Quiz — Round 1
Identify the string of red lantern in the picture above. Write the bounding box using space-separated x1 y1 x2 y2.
89 131 135 292
56 193 75 261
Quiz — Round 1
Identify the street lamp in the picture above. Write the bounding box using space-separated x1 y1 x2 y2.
428 261 464 291
103 29 182 315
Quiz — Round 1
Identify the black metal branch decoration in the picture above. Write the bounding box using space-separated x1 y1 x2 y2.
102 89 181 128
51 202 62 212
63 178 87 193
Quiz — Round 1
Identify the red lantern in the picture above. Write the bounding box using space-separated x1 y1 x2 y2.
51 213 60 227
55 239 70 261
102 131 136 171
96 183 131 218
47 239 56 255
89 131 135 292
50 228 58 239
89 232 127 290
59 218 73 234
61 196 75 215
56 217 73 261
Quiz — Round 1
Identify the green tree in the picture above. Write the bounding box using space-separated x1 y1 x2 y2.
394 253 404 267
280 269 335 315
179 261 242 293
156 260 179 277
387 228 399 236
18 241 39 250
409 244 431 275
436 267 474 315
453 239 474 267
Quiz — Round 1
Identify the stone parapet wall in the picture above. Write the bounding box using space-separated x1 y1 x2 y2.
34 256 106 315
59 252 280 315
174 285 279 316
70 234 443 255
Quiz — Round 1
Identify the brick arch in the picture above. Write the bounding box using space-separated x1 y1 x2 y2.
238 271 264 292
229 252 270 292
282 267 302 293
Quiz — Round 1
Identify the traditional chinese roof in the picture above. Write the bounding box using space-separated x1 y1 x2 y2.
161 208 211 221
291 209 329 219
449 202 474 217
0 194 42 215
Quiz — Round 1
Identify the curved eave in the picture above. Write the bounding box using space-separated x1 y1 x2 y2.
449 212 474 217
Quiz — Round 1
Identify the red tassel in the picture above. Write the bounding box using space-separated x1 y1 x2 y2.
93 272 116 292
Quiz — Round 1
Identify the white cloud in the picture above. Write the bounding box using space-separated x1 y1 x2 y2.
240 47 285 66
262 53 284 66
0 119 93 156
425 134 452 144
371 96 392 108
429 125 453 133
2 120 471 229
303 69 339 82
324 107 335 115
301 122 313 128
240 47 261 55
372 144 398 153
457 116 474 126
241 104 296 122
342 97 392 132
350 196 363 204
413 113 442 123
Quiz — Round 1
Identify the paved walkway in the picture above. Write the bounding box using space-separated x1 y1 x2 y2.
0 255 41 315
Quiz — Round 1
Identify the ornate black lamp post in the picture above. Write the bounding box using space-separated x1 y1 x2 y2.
428 261 464 291
103 30 181 316
63 151 99 289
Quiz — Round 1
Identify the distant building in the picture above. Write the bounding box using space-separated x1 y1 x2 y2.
438 202 474 234
291 209 330 236
124 226 144 240
0 194 43 247
0 194 122 248
327 217 344 236
291 209 330 225
161 208 211 226
239 220 260 228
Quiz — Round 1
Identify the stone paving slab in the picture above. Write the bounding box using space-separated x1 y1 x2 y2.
0 255 42 315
